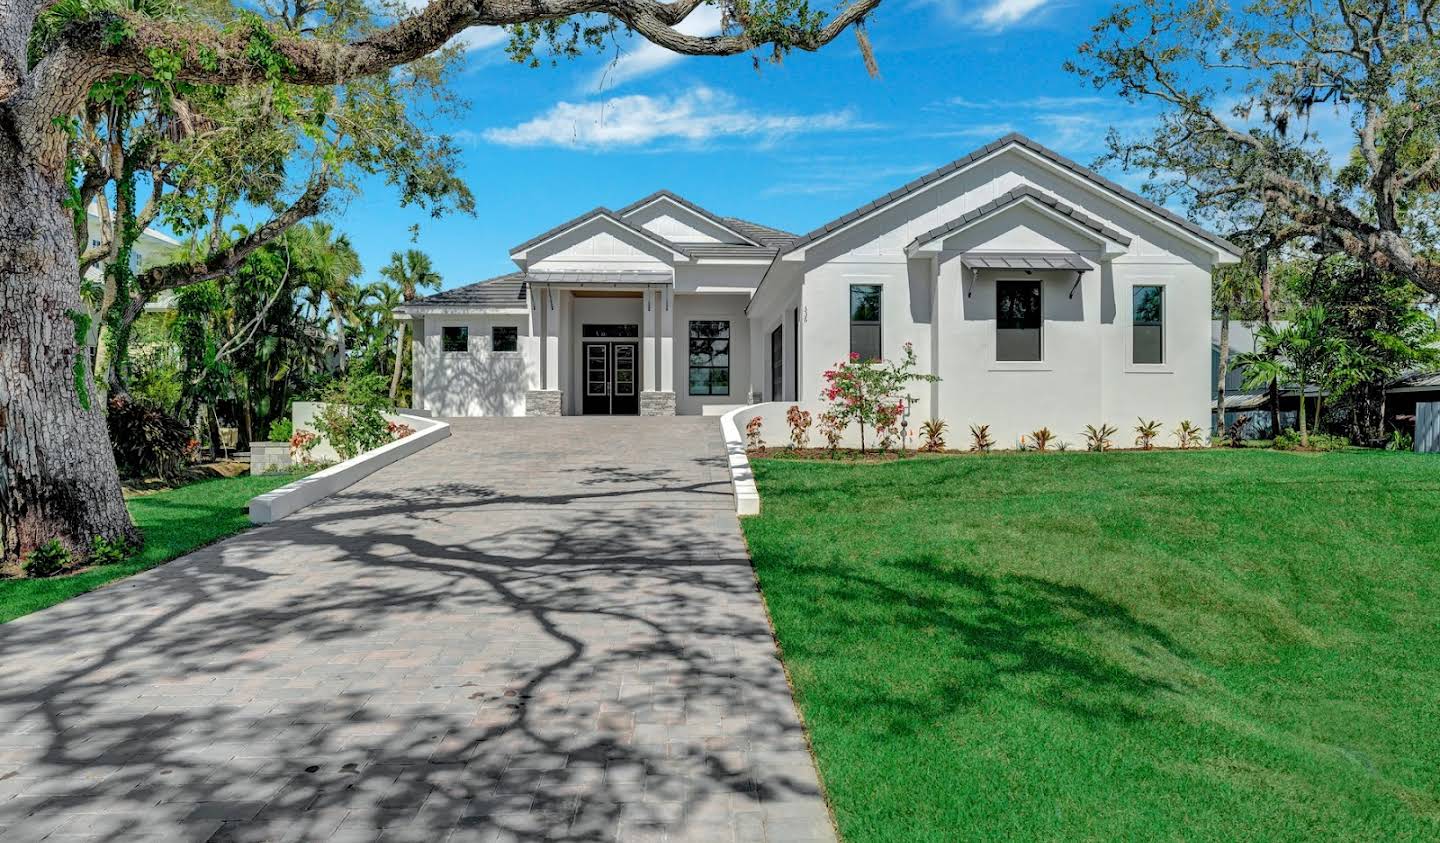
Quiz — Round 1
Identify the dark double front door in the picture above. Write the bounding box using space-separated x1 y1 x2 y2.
582 341 639 415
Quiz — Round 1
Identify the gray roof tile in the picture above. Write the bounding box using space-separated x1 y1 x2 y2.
782 133 1241 256
409 272 527 309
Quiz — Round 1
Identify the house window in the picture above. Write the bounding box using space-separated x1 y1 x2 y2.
771 324 784 401
996 280 1042 361
1133 285 1164 364
688 320 730 396
442 326 469 353
492 326 518 352
850 285 882 362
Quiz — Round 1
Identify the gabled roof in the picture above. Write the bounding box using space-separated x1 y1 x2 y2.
508 206 689 260
722 217 797 249
407 272 527 309
905 185 1132 254
781 133 1241 259
615 190 763 246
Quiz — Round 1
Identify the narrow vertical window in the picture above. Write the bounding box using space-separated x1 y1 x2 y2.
1133 285 1164 364
688 320 730 396
996 280 1042 361
771 325 784 401
849 285 882 361
442 326 469 353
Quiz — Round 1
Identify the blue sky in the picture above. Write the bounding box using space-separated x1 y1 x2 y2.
321 0 1332 290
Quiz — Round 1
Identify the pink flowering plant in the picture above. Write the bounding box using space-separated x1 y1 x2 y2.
819 342 939 453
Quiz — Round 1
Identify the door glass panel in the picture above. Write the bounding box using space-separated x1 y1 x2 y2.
614 346 636 396
586 346 607 396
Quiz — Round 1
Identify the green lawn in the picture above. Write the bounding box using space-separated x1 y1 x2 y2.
742 449 1440 842
0 473 299 623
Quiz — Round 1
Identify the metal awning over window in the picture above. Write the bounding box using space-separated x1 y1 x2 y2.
961 252 1091 271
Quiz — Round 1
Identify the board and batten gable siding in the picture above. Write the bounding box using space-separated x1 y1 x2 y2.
524 218 674 272
624 207 728 244
416 314 534 417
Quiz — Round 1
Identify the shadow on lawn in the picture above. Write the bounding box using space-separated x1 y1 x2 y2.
0 425 818 842
768 554 1191 729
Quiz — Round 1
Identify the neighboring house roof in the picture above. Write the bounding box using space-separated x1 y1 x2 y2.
782 133 1242 259
407 272 528 309
615 190 763 246
1390 371 1440 392
905 185 1133 254
508 207 689 261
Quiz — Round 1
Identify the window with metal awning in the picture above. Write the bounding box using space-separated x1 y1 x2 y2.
961 252 1093 299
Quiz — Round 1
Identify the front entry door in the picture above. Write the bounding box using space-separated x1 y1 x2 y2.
582 342 640 415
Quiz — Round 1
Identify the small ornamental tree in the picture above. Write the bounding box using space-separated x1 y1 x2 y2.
819 343 938 453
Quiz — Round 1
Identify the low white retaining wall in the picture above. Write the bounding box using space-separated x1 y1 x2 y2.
720 403 786 516
290 401 427 463
248 413 450 524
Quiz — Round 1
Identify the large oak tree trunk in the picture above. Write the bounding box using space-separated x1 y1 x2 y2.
0 128 139 569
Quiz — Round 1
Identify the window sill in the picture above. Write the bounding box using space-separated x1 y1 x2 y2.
1124 364 1174 374
988 361 1052 372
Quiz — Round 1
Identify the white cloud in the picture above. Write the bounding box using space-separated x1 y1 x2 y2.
482 87 865 149
587 5 724 92
976 0 1049 28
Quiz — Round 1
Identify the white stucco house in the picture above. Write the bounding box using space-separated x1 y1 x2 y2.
400 133 1243 446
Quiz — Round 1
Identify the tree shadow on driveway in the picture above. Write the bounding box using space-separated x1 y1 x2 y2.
0 453 830 842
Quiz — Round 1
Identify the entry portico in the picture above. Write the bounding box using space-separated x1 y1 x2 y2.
525 271 678 416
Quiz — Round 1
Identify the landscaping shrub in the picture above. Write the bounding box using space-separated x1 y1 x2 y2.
818 412 844 451
1224 414 1252 447
920 419 947 452
743 415 765 449
969 424 995 453
1175 420 1205 449
314 374 391 460
1030 427 1056 451
289 430 319 464
786 406 812 449
1134 418 1161 450
89 536 131 566
1385 429 1414 451
107 397 194 481
267 417 294 442
819 343 938 453
25 540 71 578
1084 422 1118 452
1275 429 1349 451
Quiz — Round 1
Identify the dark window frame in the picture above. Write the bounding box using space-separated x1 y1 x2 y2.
687 320 731 397
995 279 1043 362
771 324 784 401
1132 285 1165 365
491 325 519 353
441 325 469 354
849 284 882 362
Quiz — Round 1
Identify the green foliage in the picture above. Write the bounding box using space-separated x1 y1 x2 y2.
920 419 947 452
25 541 72 579
314 373 391 460
89 535 132 566
1386 429 1414 452
1175 420 1204 449
1082 423 1117 452
64 310 92 410
267 417 294 442
820 343 939 453
1134 418 1162 450
106 396 193 481
1275 430 1349 452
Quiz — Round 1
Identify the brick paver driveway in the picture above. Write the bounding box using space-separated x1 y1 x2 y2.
0 418 835 842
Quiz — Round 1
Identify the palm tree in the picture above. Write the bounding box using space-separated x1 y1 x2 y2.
378 250 442 402
291 222 362 375
1236 306 1334 448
